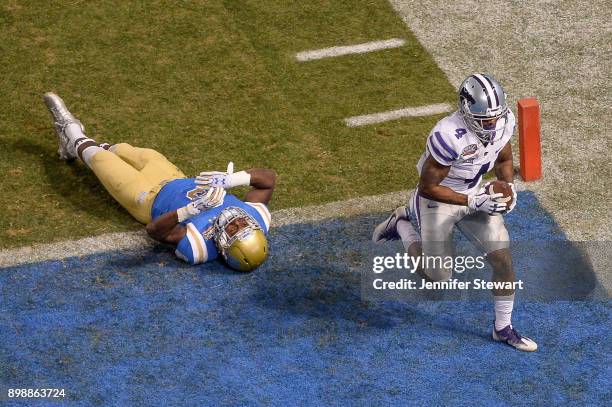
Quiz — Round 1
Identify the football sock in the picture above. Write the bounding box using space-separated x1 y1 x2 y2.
72 137 102 166
494 294 515 331
63 123 107 166
80 145 104 166
397 219 421 251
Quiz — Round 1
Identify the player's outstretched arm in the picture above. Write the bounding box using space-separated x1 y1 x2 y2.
244 168 276 205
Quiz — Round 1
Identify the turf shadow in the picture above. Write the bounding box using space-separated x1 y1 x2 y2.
10 137 136 225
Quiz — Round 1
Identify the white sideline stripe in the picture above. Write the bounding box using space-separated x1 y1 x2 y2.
295 38 406 61
0 191 410 268
345 103 454 127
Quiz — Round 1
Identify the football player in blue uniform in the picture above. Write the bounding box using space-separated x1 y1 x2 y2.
44 92 275 271
372 74 537 351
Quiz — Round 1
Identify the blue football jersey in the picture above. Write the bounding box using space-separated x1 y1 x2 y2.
151 178 271 264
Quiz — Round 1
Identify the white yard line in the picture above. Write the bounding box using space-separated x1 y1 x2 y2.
0 191 409 268
344 103 453 127
295 38 406 61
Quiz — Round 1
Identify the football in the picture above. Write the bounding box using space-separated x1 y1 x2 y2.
486 180 514 207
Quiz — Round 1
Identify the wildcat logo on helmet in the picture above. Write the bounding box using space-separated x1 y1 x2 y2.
459 87 476 105
457 73 509 144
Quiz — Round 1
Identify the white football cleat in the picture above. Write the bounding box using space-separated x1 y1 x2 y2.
493 324 538 352
372 206 410 243
43 92 83 161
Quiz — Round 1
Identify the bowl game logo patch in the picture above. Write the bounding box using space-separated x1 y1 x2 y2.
461 143 478 157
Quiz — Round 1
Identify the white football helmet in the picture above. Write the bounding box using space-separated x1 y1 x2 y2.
458 74 508 143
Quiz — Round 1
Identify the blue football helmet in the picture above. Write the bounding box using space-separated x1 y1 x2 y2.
458 74 508 143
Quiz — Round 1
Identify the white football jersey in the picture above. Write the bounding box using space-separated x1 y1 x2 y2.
416 110 515 195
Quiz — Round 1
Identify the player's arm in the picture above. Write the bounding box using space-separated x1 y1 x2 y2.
420 155 506 214
244 168 276 205
493 143 518 212
145 187 226 246
419 155 469 206
145 213 186 246
494 143 514 183
196 163 276 205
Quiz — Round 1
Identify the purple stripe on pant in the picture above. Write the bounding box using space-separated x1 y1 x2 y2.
415 190 421 231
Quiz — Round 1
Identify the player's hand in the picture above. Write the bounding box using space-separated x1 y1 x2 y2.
196 162 251 190
468 188 507 215
185 187 226 215
177 187 226 222
196 162 233 189
193 187 226 211
505 182 518 213
196 162 234 189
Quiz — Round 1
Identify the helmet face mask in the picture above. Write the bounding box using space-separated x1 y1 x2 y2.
458 74 509 143
213 207 268 272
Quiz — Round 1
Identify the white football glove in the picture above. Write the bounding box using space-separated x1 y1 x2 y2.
176 187 226 222
506 182 518 213
195 162 251 190
467 187 507 215
482 181 518 214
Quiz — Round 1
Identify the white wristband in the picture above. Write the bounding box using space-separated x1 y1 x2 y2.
227 171 251 189
177 205 197 222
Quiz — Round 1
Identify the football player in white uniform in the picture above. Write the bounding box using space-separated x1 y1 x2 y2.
373 74 537 352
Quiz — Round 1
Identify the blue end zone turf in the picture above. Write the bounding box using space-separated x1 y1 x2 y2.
1 192 610 406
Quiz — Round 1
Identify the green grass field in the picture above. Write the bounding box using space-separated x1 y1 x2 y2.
0 0 454 248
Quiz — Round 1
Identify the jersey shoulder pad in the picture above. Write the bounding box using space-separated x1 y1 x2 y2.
245 201 272 232
427 117 465 165
175 222 209 264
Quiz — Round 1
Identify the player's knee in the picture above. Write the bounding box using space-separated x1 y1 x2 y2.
110 142 132 153
140 149 165 162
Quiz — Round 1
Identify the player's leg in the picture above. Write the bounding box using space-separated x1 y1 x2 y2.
415 191 459 282
372 205 413 242
372 189 457 281
457 211 537 351
371 192 422 256
110 143 186 186
44 93 158 223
